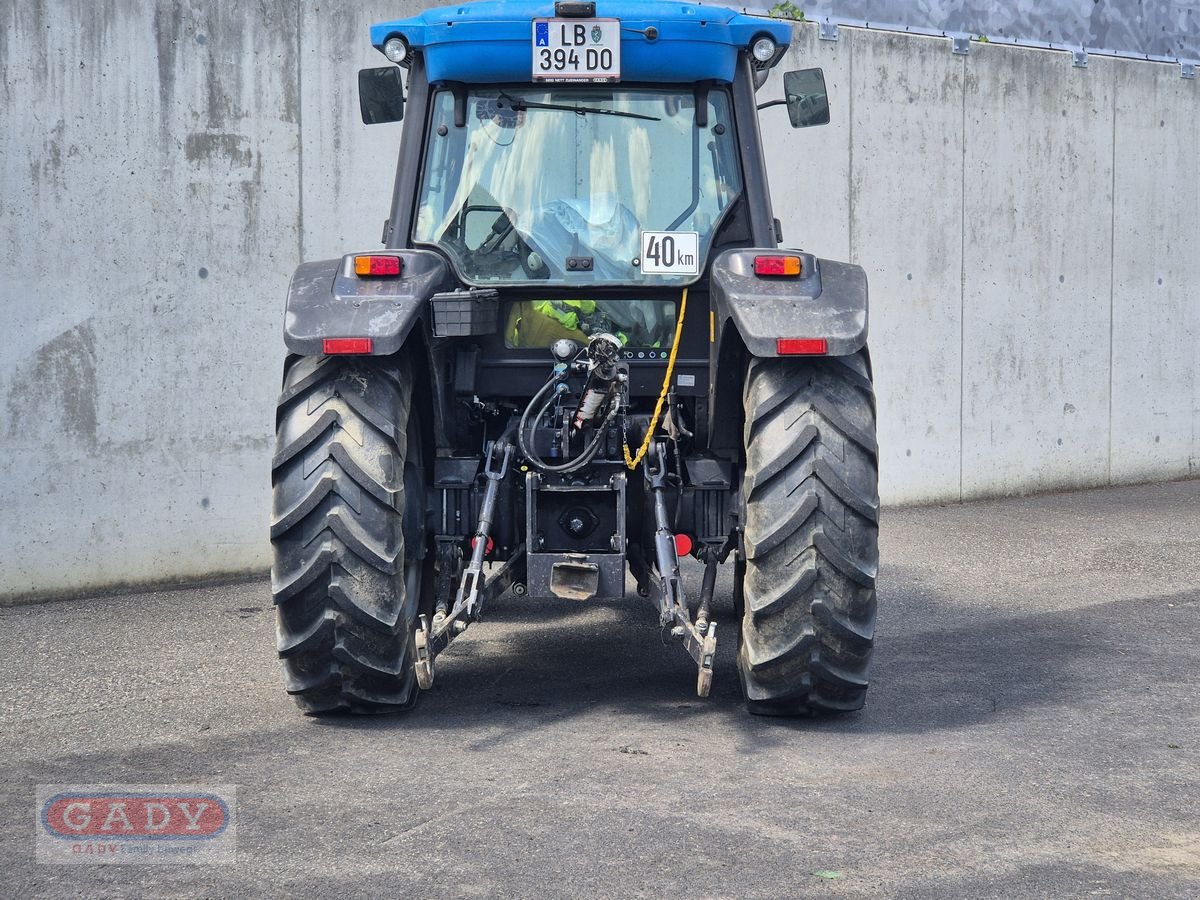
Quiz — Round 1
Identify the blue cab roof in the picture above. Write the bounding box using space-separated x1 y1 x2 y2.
370 1 792 84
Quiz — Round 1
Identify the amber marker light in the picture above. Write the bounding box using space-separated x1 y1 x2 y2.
754 255 803 277
354 255 402 276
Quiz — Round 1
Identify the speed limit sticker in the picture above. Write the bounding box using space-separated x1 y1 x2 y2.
640 231 700 276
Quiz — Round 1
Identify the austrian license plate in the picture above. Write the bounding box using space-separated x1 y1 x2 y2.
532 19 621 82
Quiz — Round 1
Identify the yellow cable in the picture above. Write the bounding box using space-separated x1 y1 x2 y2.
624 288 688 470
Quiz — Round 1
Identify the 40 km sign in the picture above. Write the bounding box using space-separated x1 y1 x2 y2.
641 231 700 276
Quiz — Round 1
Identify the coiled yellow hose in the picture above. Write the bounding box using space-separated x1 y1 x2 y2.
623 288 688 470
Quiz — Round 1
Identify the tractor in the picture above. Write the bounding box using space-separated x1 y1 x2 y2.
271 0 878 717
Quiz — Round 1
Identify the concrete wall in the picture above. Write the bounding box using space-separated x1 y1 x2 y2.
1 5 1196 600
795 1 1200 61
766 26 1199 505
0 0 444 601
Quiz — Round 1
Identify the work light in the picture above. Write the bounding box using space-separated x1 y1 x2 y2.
751 36 778 63
384 36 409 64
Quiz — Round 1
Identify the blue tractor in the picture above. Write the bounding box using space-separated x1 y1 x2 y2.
271 1 877 716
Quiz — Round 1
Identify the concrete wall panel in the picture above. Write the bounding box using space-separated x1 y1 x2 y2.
0 0 302 598
960 47 1117 498
844 30 966 505
1109 60 1200 483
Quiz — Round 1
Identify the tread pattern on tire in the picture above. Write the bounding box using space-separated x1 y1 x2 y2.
737 350 879 716
270 354 420 714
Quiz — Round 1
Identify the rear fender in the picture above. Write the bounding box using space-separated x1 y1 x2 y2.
709 248 868 358
706 248 869 451
283 250 451 356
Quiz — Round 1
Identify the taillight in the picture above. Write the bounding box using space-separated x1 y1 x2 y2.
777 338 827 356
323 338 374 355
673 534 694 557
754 255 803 277
354 255 402 277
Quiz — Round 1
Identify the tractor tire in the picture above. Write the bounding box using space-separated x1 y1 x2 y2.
736 350 879 716
270 353 425 714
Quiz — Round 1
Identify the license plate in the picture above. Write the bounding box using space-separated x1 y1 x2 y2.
532 19 621 82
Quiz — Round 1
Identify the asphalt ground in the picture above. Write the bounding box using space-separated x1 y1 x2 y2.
2 480 1199 898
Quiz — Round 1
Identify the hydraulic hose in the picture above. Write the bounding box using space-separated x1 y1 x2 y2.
518 374 614 475
624 288 689 470
516 376 560 465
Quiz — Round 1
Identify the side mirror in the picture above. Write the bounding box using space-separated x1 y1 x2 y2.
783 68 830 129
359 67 405 125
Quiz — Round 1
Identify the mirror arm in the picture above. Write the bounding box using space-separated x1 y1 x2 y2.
756 99 788 111
694 82 710 128
452 84 468 128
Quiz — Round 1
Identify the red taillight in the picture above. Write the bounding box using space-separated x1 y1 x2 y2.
754 255 803 277
323 338 374 355
470 535 495 556
354 255 402 277
674 533 694 557
777 338 827 356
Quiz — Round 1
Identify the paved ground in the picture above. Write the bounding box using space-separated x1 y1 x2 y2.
2 481 1199 898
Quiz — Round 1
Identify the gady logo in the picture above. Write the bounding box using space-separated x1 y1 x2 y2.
41 792 229 841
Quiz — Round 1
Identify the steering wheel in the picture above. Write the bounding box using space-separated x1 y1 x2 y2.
476 210 548 279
